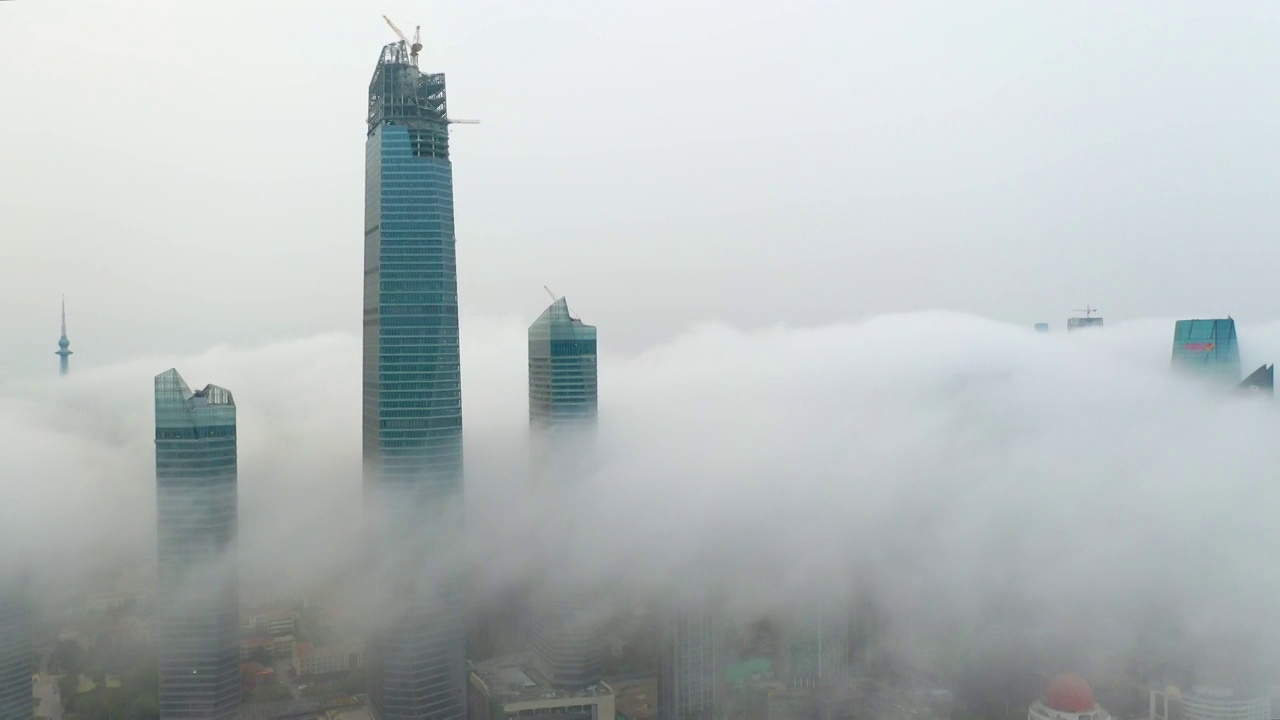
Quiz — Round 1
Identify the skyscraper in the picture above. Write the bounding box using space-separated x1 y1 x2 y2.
1171 318 1242 385
527 295 601 689
658 596 720 720
363 30 467 720
0 587 30 720
55 296 71 376
783 608 848 689
154 369 239 720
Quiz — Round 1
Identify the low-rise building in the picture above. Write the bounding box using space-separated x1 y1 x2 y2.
273 634 296 659
240 635 275 661
612 678 658 720
294 642 362 676
468 651 615 720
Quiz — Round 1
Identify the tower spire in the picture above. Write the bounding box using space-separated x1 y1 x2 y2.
55 295 72 376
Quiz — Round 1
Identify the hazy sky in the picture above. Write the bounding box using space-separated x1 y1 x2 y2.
5 1 1280 375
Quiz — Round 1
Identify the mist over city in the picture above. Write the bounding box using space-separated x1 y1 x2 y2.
6 2 1280 720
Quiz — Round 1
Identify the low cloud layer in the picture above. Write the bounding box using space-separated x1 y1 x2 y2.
4 312 1279 681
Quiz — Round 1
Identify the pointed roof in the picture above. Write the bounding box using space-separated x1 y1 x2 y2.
529 296 595 340
154 368 236 431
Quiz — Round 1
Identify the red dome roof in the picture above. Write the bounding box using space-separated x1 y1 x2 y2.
1045 674 1095 713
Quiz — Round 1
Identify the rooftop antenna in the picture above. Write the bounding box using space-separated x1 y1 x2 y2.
1073 305 1099 318
382 15 422 67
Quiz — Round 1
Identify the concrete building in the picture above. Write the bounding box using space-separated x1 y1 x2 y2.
657 595 720 720
294 643 363 677
468 652 614 720
154 369 240 720
1149 685 1272 720
1067 306 1103 332
362 23 469 720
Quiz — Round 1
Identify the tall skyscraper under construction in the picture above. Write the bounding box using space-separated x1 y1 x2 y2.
363 21 468 719
154 369 239 720
528 295 602 689
0 585 30 720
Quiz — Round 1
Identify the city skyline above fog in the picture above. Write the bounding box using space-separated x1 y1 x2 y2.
4 313 1280 681
6 1 1280 375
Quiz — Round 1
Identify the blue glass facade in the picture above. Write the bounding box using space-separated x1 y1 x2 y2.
528 298 597 429
0 588 30 720
363 40 467 720
154 369 239 720
1171 319 1242 385
527 298 601 689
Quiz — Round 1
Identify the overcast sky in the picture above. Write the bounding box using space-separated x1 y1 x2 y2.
4 1 1280 376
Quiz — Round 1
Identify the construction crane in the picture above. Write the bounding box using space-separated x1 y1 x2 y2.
382 14 422 67
1074 305 1099 318
544 286 559 303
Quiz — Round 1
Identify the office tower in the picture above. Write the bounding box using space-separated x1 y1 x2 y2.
363 29 467 720
154 369 239 720
529 295 598 432
528 295 601 689
783 608 848 689
658 596 719 720
0 587 30 720
1171 318 1242 385
55 296 72 376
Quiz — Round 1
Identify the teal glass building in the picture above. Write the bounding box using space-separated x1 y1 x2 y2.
154 369 239 720
363 38 467 720
0 587 30 720
528 296 601 689
1171 319 1242 385
529 297 597 430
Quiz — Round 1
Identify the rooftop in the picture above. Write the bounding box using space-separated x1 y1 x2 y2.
469 651 613 705
610 678 658 720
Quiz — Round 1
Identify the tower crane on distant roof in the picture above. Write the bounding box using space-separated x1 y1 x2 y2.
382 14 422 67
544 286 559 303
1074 305 1099 318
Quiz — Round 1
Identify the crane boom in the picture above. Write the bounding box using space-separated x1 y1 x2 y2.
381 15 423 66
544 286 559 303
382 15 410 45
